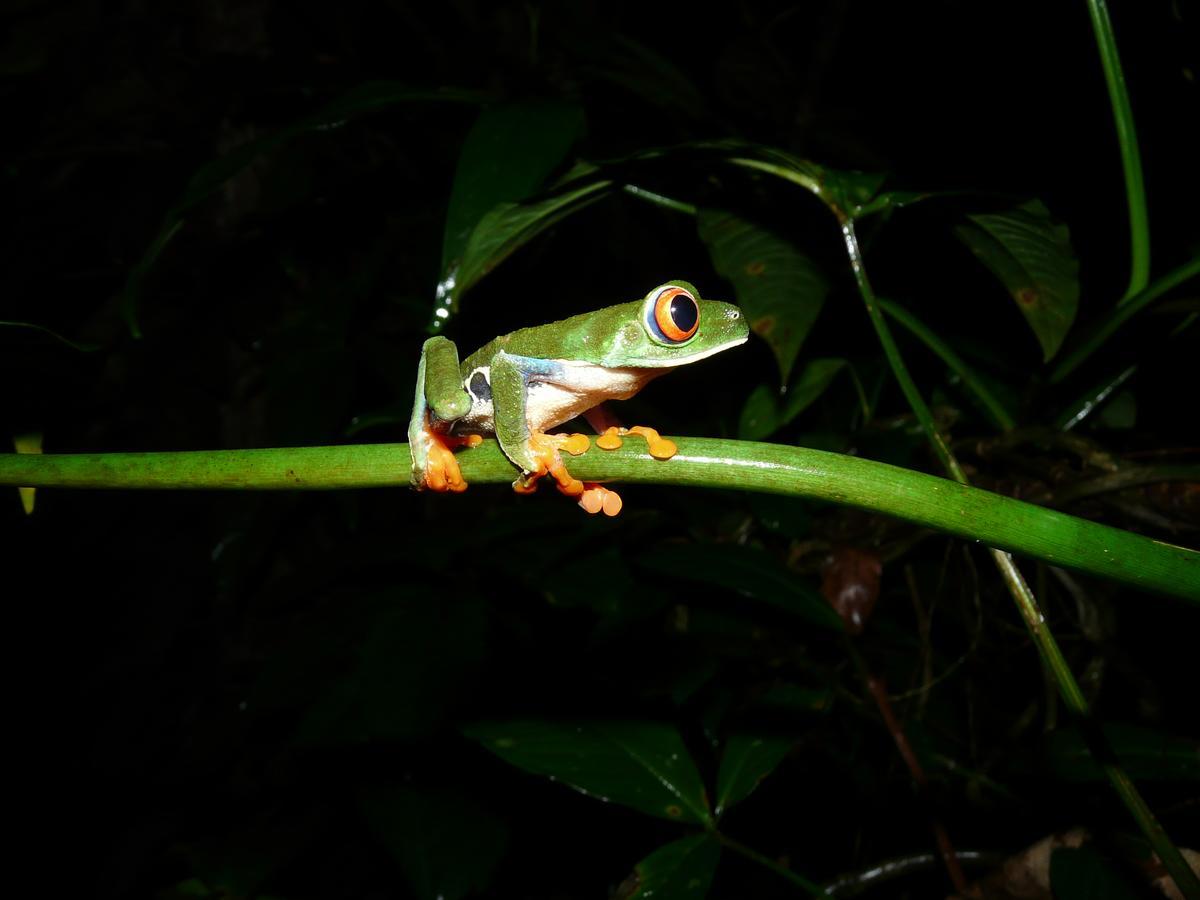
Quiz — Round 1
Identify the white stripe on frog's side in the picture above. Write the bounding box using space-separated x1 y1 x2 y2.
524 359 662 432
450 359 667 436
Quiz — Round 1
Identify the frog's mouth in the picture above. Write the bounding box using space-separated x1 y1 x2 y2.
626 334 749 368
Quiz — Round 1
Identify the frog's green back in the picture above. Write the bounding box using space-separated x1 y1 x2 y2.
461 295 748 372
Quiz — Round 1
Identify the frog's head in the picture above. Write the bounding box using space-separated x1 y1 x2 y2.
593 280 750 368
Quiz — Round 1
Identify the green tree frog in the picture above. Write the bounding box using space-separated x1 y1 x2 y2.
408 280 749 515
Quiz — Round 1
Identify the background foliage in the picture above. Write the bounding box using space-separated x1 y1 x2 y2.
4 1 1198 897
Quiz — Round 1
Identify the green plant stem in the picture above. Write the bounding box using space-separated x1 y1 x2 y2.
877 298 1016 431
992 553 1200 899
1086 0 1150 303
840 221 1200 898
729 125 1197 900
1056 364 1138 431
714 831 826 896
1051 254 1200 383
620 183 698 216
3 441 1197 601
840 222 966 483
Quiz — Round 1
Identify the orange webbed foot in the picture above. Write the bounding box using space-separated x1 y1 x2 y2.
420 431 483 493
596 425 677 460
511 432 591 497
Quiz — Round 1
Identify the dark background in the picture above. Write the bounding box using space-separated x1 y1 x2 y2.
4 1 1197 898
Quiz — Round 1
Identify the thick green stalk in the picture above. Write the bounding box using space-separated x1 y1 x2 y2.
1086 0 1150 302
3 442 1196 601
839 222 966 483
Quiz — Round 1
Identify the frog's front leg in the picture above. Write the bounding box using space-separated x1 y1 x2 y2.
408 336 480 492
489 351 591 498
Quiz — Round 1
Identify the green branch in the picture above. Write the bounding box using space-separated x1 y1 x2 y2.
2 440 1196 602
1086 0 1150 302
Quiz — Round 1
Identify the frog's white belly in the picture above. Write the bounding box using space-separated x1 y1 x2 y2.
458 360 661 434
527 362 661 431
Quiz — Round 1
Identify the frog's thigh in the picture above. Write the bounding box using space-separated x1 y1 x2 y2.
489 351 557 473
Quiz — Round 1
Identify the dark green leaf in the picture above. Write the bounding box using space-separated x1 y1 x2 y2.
359 785 507 900
446 176 613 315
854 189 942 219
291 592 488 744
441 101 586 275
956 200 1080 361
738 358 847 440
463 720 712 825
818 168 887 216
637 543 843 631
1044 723 1199 782
699 210 829 385
713 142 886 216
616 835 720 900
119 83 483 337
715 734 792 815
579 34 709 121
1050 846 1141 900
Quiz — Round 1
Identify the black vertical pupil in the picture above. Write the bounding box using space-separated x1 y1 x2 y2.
669 294 698 334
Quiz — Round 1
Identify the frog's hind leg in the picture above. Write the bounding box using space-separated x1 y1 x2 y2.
409 337 477 492
490 351 591 497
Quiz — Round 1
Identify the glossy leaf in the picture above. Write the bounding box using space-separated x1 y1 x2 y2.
464 720 713 825
714 142 887 217
446 175 613 317
441 101 586 275
637 543 844 631
956 200 1080 361
120 83 483 336
616 834 720 900
818 167 887 217
738 358 846 440
715 734 792 816
854 189 944 219
699 210 829 385
359 785 507 900
1050 846 1141 900
1044 723 1199 782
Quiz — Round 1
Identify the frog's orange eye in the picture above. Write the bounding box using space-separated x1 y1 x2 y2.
651 287 699 343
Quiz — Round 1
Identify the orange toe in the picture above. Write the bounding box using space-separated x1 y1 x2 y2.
578 483 622 517
596 426 623 450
